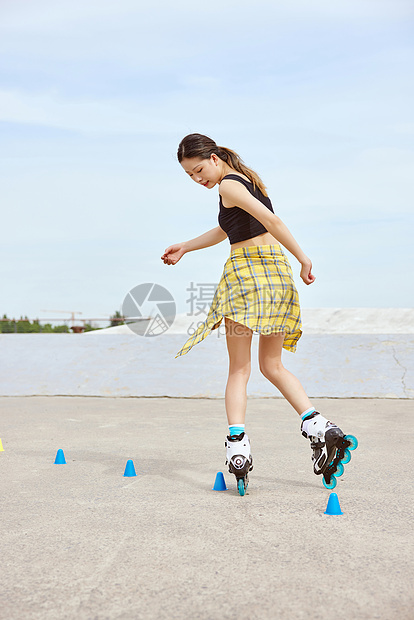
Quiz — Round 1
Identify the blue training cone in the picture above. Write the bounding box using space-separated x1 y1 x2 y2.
212 471 227 491
324 492 343 515
54 449 66 464
123 459 137 477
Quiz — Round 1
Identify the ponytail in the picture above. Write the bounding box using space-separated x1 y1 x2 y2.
216 146 268 197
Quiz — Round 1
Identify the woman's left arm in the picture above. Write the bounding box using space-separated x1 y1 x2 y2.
219 180 315 285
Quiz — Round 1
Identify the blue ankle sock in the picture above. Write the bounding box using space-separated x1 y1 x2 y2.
300 407 316 421
229 424 245 437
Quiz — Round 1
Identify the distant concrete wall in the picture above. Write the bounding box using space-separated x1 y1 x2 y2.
0 333 412 398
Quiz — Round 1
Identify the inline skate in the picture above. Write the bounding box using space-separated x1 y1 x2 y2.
225 432 253 496
301 412 358 489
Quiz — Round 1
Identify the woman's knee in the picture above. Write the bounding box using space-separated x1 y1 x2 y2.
258 332 285 378
228 362 251 381
259 359 284 379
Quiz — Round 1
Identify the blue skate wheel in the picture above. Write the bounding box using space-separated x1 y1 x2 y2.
323 476 337 490
341 448 351 464
345 434 358 450
334 462 344 478
237 479 245 496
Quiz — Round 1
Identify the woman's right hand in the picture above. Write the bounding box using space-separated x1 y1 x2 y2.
300 258 316 285
161 242 187 265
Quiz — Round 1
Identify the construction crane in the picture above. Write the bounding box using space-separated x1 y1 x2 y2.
41 310 83 327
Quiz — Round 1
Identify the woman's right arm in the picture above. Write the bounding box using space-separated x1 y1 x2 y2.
161 226 227 265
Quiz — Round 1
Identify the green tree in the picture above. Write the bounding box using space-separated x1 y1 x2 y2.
0 314 14 333
84 323 100 332
41 323 55 333
110 310 124 327
53 324 70 333
0 314 72 333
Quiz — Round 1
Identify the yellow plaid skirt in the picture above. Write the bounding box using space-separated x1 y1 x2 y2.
175 244 302 358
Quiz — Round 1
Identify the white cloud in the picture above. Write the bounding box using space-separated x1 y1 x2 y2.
2 0 413 32
0 89 179 134
1 0 412 73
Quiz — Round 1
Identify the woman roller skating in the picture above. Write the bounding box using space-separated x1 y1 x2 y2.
161 133 357 496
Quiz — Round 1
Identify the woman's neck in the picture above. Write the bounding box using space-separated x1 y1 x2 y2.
218 163 237 182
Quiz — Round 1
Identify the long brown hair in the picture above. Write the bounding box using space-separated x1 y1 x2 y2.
177 133 268 196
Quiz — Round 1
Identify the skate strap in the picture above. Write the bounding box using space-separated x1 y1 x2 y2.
227 432 245 441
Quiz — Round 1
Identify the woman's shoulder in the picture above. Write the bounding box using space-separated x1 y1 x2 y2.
219 174 253 200
219 174 254 209
220 172 252 185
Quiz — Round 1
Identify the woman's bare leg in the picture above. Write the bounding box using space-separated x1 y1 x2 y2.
258 332 313 415
224 317 253 426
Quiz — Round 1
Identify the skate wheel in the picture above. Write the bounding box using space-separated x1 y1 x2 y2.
334 462 344 478
345 434 358 450
341 448 351 464
237 479 245 496
323 476 337 490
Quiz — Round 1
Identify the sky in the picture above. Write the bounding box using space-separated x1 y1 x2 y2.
1 0 413 326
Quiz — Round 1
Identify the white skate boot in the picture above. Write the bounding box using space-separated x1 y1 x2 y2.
225 432 253 496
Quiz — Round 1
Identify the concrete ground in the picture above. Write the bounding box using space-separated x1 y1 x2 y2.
1 397 413 620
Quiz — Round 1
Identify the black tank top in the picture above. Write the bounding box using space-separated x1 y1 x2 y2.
218 174 275 244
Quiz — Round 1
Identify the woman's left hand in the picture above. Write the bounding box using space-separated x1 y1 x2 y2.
300 259 316 285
